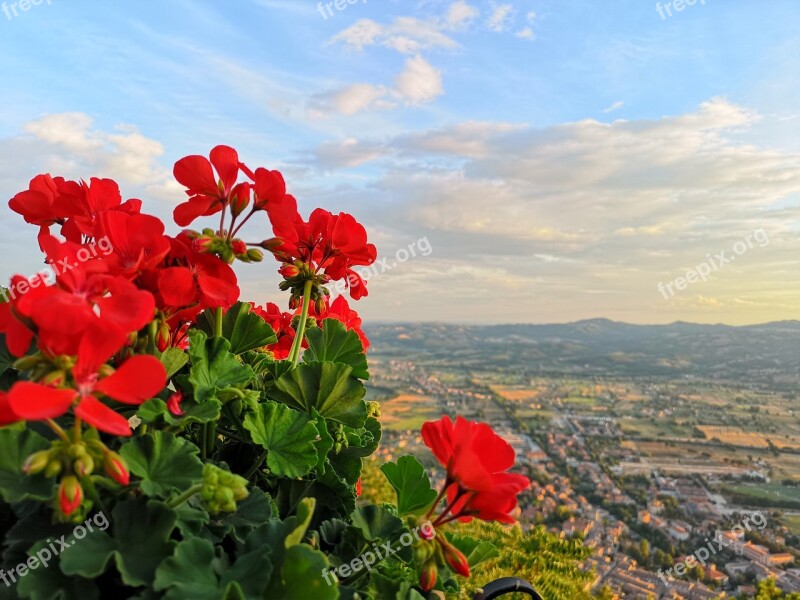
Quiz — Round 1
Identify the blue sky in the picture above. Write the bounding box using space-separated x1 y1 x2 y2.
0 0 798 324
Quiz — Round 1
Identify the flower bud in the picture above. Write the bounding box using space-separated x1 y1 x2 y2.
156 321 171 353
74 454 94 478
58 475 83 516
23 450 52 475
97 364 116 378
419 561 437 592
440 539 470 577
229 187 250 218
246 248 263 262
193 235 215 254
167 391 184 416
12 355 43 372
231 240 247 255
44 460 63 478
103 452 130 486
279 263 301 278
256 237 283 251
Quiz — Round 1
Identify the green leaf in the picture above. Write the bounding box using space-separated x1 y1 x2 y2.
269 362 367 428
197 302 278 355
304 319 369 380
119 431 203 497
243 402 319 478
16 544 100 600
0 428 54 503
137 397 221 427
188 329 254 403
60 498 177 587
448 534 499 569
350 504 405 542
154 538 273 600
160 347 189 378
380 456 438 516
275 545 339 600
284 498 316 548
213 487 274 543
313 411 334 473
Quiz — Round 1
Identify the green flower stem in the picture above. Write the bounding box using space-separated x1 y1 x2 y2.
288 279 313 366
45 419 71 443
214 307 223 338
147 319 158 354
243 451 267 479
167 483 204 508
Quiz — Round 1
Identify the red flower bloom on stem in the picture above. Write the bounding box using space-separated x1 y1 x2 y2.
173 145 241 227
252 302 299 359
93 211 171 278
421 416 530 524
266 206 377 300
8 326 167 436
53 177 141 243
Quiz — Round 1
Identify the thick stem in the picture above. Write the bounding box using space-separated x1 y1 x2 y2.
288 280 313 366
214 307 224 338
244 451 267 479
46 419 71 443
425 477 452 520
168 483 204 508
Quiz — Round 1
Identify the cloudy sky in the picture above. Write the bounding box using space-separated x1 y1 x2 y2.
0 0 798 324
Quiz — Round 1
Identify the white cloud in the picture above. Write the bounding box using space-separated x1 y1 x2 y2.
331 17 459 54
312 138 389 169
515 27 534 40
310 83 391 117
603 100 625 113
444 1 479 31
487 4 514 32
394 56 444 105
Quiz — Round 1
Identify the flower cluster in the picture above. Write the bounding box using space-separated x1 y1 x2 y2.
0 144 529 599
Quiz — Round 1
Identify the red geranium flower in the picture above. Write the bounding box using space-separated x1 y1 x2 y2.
173 145 242 227
8 326 167 436
252 302 298 359
0 391 21 427
53 177 141 243
93 211 171 278
421 416 530 524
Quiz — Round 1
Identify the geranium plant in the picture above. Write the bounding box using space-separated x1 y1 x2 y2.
0 145 530 599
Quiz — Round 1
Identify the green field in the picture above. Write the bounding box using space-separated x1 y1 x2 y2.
785 515 800 535
723 484 800 509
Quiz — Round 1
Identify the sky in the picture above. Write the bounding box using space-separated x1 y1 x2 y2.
0 0 798 325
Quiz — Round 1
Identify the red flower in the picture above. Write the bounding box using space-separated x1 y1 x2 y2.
93 211 171 278
250 167 287 210
355 477 363 497
8 326 167 436
173 145 241 227
252 302 298 359
167 391 184 416
265 206 377 300
53 177 141 243
421 416 530 524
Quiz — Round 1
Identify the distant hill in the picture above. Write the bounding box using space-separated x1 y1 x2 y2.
365 319 800 387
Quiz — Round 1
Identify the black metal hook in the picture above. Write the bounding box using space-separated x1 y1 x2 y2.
472 577 543 600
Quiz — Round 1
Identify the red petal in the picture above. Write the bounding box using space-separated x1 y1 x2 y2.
209 145 239 193
74 324 127 381
157 267 197 307
173 196 217 227
173 155 217 194
74 395 133 436
94 355 166 405
0 392 21 426
9 382 77 420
